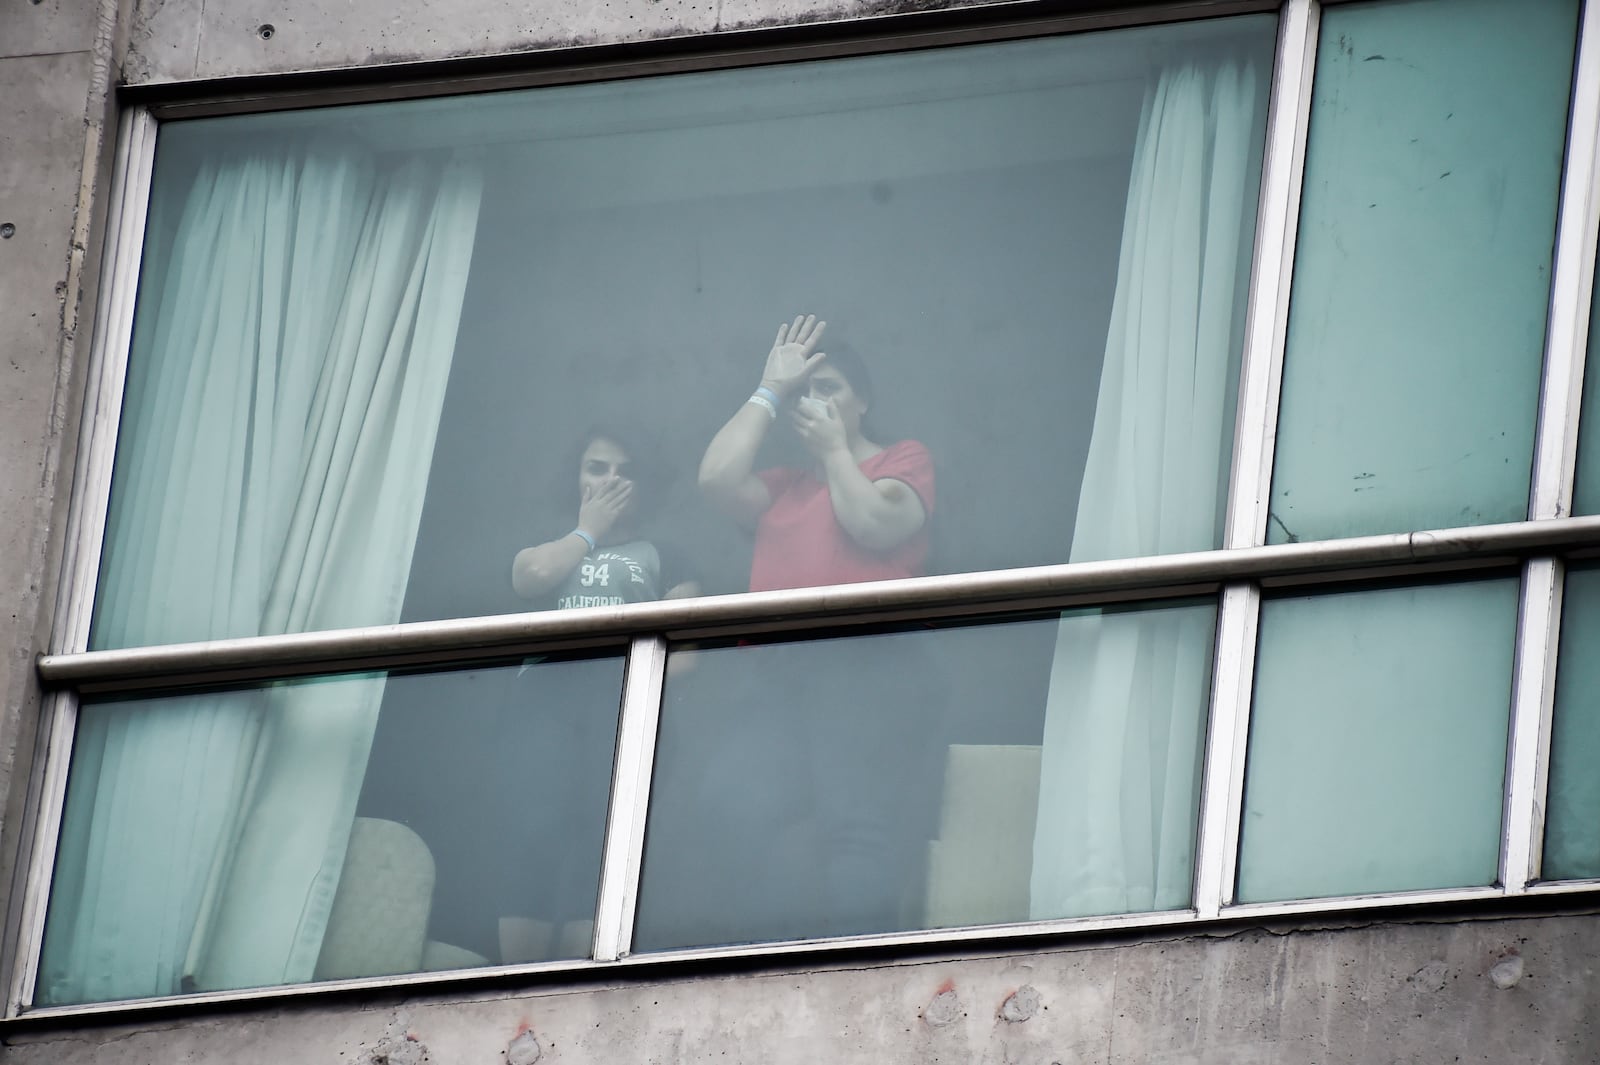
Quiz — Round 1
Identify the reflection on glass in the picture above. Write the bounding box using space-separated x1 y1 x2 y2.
37 655 624 1005
1268 0 1577 543
1544 564 1600 879
1237 578 1517 903
634 600 1216 951
91 14 1274 649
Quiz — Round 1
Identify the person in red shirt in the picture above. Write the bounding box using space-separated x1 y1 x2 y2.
698 314 934 589
686 314 938 940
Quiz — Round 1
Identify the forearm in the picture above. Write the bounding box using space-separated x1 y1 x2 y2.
511 533 590 598
821 451 924 551
698 402 771 505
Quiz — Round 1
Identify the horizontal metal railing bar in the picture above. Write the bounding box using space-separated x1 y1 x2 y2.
37 514 1600 691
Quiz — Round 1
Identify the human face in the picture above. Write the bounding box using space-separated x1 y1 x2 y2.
578 437 636 515
805 364 868 439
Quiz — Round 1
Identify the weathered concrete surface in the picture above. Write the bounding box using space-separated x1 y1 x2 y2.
0 0 102 59
121 0 1033 85
0 0 118 969
5 915 1598 1064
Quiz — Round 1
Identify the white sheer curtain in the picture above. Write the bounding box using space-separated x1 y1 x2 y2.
1030 58 1258 919
40 147 482 1003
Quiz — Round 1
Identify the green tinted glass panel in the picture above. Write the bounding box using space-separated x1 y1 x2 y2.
1544 563 1600 879
1238 577 1517 902
38 655 624 1005
1571 282 1600 513
1268 0 1576 543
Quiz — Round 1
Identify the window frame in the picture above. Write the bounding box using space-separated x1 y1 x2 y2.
14 0 1600 1022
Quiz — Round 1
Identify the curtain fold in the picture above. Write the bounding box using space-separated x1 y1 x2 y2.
1030 58 1257 919
40 148 482 1004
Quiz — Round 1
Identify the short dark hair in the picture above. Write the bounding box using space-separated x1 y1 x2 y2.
820 341 873 410
819 341 877 438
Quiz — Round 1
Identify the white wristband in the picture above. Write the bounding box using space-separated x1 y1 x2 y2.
747 393 778 419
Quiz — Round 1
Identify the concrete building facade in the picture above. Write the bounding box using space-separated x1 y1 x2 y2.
4 0 1600 1060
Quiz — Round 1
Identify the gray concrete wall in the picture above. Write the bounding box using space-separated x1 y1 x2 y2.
121 0 1018 85
6 914 1600 1064
0 0 124 961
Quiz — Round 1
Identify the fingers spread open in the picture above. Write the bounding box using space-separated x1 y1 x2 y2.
801 319 826 352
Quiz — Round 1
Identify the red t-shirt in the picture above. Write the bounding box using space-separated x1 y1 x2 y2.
750 440 935 593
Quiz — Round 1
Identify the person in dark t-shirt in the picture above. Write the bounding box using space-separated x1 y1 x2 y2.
513 428 697 608
496 426 697 964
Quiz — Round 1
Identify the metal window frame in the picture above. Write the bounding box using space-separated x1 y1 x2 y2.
1195 0 1319 919
5 106 159 1018
1502 0 1600 893
17 0 1600 1025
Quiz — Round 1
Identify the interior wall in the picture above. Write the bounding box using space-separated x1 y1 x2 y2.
402 151 1132 620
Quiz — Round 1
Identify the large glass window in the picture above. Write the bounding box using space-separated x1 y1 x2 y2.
93 14 1275 650
636 601 1217 950
37 0 1600 1015
1267 0 1578 543
38 655 624 1005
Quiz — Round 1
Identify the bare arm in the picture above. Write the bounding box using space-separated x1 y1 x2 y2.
697 402 777 528
790 403 926 551
511 534 590 599
820 453 927 551
698 315 828 527
510 478 633 598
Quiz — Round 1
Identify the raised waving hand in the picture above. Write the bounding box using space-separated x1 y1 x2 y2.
759 314 827 398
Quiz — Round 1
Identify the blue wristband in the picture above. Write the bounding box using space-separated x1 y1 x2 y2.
570 528 597 552
754 385 780 406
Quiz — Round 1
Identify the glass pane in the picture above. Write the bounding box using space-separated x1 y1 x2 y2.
1237 577 1517 903
1571 280 1600 512
92 15 1275 649
1267 0 1577 544
37 654 624 1005
1543 562 1600 879
635 600 1217 951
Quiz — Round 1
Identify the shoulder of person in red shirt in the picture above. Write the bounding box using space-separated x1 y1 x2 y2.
861 439 935 515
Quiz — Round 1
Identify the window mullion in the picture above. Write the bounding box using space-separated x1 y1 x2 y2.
1504 0 1600 894
1504 558 1565 892
1221 0 1318 552
6 107 159 1017
1529 0 1600 523
6 693 79 1016
592 634 668 962
1194 581 1260 918
55 106 158 658
1196 0 1319 922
